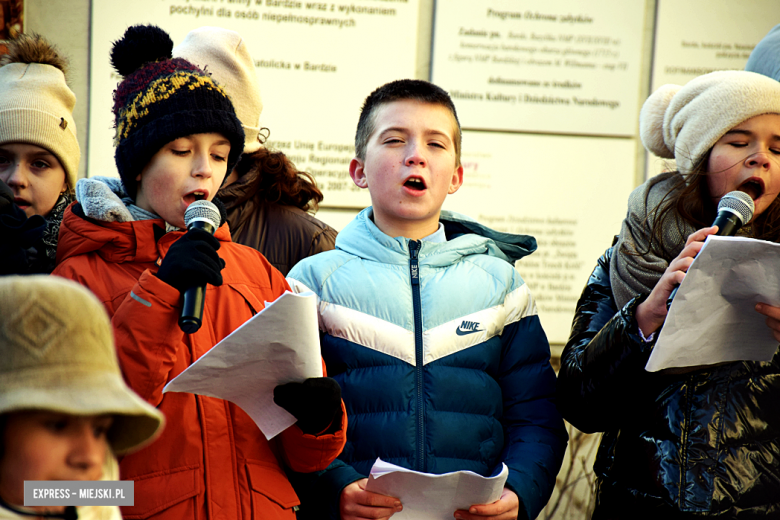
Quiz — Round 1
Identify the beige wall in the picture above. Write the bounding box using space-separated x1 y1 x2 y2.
25 0 90 180
23 0 435 183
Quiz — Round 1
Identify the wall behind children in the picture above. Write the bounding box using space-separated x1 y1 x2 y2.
23 0 780 346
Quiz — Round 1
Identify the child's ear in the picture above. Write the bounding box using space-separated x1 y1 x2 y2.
447 165 464 194
349 158 368 189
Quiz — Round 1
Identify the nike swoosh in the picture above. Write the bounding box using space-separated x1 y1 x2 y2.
455 327 482 336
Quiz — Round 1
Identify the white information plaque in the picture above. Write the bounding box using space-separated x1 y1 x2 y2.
444 131 636 344
431 0 646 136
88 0 420 208
652 0 780 90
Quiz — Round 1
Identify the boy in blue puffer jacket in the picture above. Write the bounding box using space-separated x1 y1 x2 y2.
287 79 567 520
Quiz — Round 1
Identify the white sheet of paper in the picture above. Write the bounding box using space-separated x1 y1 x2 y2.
364 458 507 519
162 291 323 439
647 236 780 372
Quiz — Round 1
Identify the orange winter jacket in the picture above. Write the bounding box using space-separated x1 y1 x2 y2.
53 204 347 520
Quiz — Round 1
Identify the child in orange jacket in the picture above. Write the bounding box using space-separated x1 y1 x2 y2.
53 25 345 520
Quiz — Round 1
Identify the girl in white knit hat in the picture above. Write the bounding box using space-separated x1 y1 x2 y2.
0 275 164 520
0 33 80 275
557 70 780 518
172 27 338 276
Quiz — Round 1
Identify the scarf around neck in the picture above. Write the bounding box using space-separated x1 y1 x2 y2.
610 172 695 309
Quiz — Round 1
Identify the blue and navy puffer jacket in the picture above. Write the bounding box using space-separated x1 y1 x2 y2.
287 208 568 520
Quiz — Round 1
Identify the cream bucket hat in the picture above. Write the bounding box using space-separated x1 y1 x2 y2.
0 276 164 454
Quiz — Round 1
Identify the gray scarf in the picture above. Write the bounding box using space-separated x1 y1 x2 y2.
610 172 695 309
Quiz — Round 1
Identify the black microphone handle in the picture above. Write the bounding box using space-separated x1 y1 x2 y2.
665 210 744 309
179 286 206 334
711 210 743 237
179 220 217 334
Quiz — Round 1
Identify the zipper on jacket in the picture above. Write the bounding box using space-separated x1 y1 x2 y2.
409 240 425 472
679 378 693 508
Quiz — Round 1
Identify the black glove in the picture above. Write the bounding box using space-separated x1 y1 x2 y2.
155 228 225 292
0 180 47 275
0 180 13 214
274 377 343 435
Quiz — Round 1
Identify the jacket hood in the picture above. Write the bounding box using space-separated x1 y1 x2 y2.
76 176 135 223
440 210 537 262
335 208 536 266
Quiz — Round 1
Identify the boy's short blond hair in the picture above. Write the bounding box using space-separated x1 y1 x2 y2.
355 79 462 166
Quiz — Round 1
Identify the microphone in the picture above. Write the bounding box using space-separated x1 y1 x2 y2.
666 191 755 309
179 200 221 334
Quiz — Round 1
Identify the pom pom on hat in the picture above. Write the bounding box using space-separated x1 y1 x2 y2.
639 84 679 160
639 70 780 177
110 24 244 201
110 24 173 77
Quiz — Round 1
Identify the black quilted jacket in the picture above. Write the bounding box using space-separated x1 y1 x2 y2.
557 245 780 519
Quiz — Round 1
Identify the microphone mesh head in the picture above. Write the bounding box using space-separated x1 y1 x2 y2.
184 200 221 229
718 191 755 224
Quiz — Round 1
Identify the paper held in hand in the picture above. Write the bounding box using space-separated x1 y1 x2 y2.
647 236 780 372
364 458 508 519
163 291 323 439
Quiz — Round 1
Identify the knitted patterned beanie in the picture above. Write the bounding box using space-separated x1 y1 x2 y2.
110 25 244 200
173 26 264 154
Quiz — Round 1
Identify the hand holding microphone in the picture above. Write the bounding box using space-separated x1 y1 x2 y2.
636 191 755 337
665 191 755 308
155 200 225 334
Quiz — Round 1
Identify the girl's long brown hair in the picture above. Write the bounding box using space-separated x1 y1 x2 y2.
646 151 780 256
231 145 324 212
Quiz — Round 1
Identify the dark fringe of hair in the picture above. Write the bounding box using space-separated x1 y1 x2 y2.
232 147 324 212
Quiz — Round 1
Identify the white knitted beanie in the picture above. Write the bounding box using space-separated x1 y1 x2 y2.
173 26 264 154
0 276 164 455
639 70 780 176
0 35 80 190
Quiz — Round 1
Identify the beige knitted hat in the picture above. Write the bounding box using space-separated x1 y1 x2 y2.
0 276 164 454
173 26 264 154
640 70 780 176
0 34 80 190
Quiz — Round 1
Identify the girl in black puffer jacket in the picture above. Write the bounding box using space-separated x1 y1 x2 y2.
558 70 780 519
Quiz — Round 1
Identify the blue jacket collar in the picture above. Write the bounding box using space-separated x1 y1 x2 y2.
335 208 537 266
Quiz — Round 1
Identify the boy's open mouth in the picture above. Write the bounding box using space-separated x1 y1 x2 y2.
738 178 765 201
403 177 426 191
184 191 208 204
